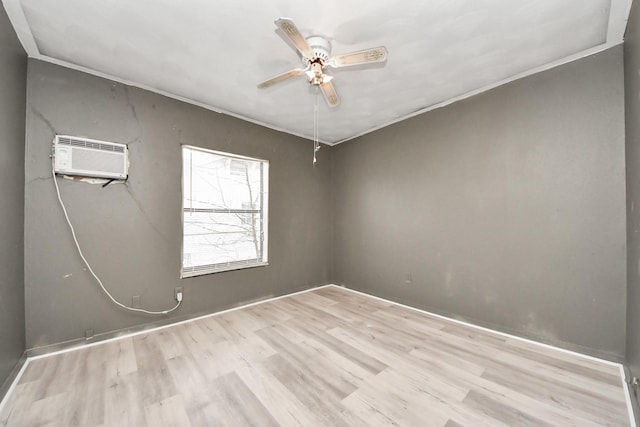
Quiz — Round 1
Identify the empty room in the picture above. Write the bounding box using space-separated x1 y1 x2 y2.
1 0 640 425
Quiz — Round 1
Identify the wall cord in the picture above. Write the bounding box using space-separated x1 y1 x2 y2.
51 156 181 315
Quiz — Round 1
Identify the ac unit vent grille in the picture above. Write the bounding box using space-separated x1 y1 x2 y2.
53 135 128 179
57 136 125 153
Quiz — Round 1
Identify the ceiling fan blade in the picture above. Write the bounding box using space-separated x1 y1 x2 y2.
275 18 313 59
329 46 388 68
320 80 340 107
257 68 306 89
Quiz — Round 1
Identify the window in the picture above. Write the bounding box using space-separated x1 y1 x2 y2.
182 146 268 277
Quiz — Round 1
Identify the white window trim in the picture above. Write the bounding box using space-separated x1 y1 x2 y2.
181 145 269 278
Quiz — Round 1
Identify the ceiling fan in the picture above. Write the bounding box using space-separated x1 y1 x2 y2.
257 18 388 108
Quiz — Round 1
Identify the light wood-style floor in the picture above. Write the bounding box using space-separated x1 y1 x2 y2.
0 285 630 426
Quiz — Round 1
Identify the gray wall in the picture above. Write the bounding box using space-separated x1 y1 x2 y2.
17 27 630 363
0 3 27 393
332 46 627 360
625 0 640 412
24 60 332 349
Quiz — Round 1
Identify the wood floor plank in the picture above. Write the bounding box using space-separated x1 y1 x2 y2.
6 391 69 427
20 351 79 399
282 316 388 374
61 353 106 427
131 334 178 407
408 348 609 427
276 298 357 331
341 365 497 427
0 286 630 426
262 353 367 427
171 340 237 383
150 327 191 363
288 290 341 308
244 301 294 324
188 372 279 427
503 337 622 374
368 304 448 337
103 371 146 427
193 315 231 344
481 366 629 425
462 389 555 427
410 322 623 402
497 340 622 386
144 394 192 427
286 328 377 386
492 347 626 398
256 327 360 399
235 358 320 426
342 381 446 427
102 338 138 383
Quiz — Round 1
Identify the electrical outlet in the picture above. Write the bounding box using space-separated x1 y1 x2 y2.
132 295 141 308
174 287 183 302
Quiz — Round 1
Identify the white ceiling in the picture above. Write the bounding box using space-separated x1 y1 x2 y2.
3 0 632 145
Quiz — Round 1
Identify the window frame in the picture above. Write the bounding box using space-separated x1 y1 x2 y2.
180 145 269 278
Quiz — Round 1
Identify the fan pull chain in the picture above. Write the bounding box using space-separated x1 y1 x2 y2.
313 86 320 165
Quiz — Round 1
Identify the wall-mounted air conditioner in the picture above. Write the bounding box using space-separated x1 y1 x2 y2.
53 135 129 179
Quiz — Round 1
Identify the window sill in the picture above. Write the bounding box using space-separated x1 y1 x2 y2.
181 262 269 278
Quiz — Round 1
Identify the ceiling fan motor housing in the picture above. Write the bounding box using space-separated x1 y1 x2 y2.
303 36 332 65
